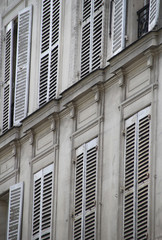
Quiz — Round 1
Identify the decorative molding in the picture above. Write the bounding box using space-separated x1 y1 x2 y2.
68 102 75 119
116 68 124 87
92 85 100 102
144 50 154 68
10 141 17 157
48 115 56 131
26 129 34 145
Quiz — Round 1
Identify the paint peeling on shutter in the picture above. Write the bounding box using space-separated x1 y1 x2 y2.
7 182 24 240
112 0 126 55
74 138 97 240
14 6 32 125
148 0 160 31
32 164 54 240
81 1 103 78
2 22 14 133
39 0 60 107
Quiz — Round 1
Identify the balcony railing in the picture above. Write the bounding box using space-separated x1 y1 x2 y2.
137 4 149 38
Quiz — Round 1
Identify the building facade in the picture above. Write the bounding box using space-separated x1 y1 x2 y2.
0 0 162 239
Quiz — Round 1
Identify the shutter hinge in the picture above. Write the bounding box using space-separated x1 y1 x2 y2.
72 158 76 164
122 130 125 136
71 212 74 219
95 145 98 151
120 186 124 193
148 114 151 120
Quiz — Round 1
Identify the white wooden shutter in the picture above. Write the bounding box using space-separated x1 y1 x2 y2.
148 0 160 31
2 22 14 133
81 1 103 78
14 6 32 125
7 182 24 240
112 0 126 55
32 164 54 240
74 138 98 240
92 0 103 71
124 107 150 240
137 108 150 239
39 0 60 107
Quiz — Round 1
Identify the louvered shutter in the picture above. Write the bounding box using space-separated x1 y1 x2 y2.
137 109 150 239
74 148 84 239
32 164 54 240
124 116 136 240
74 138 98 240
14 6 32 125
148 0 160 31
124 107 150 240
7 182 24 240
39 0 60 107
81 1 103 78
112 0 126 55
2 22 14 133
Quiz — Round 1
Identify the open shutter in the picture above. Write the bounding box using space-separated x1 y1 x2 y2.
14 6 32 125
74 138 98 240
124 107 150 240
112 0 126 55
7 182 24 240
39 0 60 107
124 116 136 240
81 1 103 78
148 0 160 31
137 108 150 239
2 22 14 133
32 164 54 240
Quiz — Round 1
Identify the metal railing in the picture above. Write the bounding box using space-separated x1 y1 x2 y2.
137 4 149 38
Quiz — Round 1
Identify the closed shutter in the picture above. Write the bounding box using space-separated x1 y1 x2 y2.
148 0 160 31
39 0 60 107
14 6 32 125
81 1 103 78
74 138 98 240
32 164 54 240
124 107 150 240
2 22 14 133
124 116 136 240
7 182 24 240
112 0 126 55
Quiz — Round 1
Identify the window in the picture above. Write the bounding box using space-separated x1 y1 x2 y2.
81 0 103 78
39 0 60 107
124 107 151 240
74 138 98 240
2 6 32 133
32 164 54 240
0 192 9 240
112 0 160 55
7 182 24 240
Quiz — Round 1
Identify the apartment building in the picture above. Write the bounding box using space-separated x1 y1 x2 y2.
0 0 162 239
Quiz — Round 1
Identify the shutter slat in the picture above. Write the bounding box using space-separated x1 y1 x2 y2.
7 182 24 240
14 6 32 125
